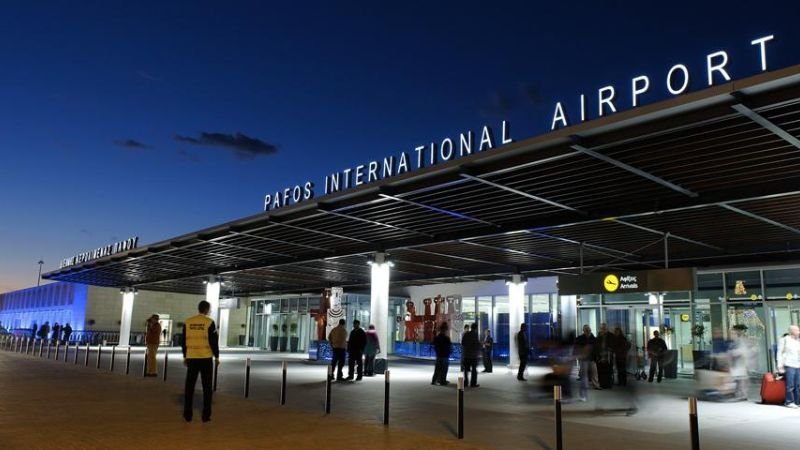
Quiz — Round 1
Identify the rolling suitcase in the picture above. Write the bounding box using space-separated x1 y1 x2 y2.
760 373 786 405
374 358 388 375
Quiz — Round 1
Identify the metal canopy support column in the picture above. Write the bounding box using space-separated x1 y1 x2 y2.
665 232 670 269
119 288 136 347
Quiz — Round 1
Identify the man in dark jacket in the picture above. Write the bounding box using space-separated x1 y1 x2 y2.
62 323 73 344
647 330 668 383
462 323 482 387
574 325 597 401
346 320 367 381
482 329 493 373
516 324 529 381
432 322 452 385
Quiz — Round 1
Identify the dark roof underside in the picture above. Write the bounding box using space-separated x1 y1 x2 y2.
44 65 800 295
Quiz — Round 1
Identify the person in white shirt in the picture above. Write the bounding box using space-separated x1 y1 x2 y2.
777 325 800 408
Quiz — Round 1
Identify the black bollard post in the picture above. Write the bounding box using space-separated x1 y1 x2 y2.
110 346 116 372
384 369 390 425
74 342 80 364
125 347 131 375
689 397 700 450
25 338 30 355
46 341 51 359
55 342 60 360
16 337 21 353
84 343 90 366
554 385 563 450
457 376 464 439
213 359 219 392
142 347 148 377
244 358 251 398
280 361 287 406
325 366 332 414
39 339 44 358
163 351 168 382
65 342 70 362
96 345 102 369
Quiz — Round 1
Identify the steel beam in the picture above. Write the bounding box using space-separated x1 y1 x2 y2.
460 173 583 213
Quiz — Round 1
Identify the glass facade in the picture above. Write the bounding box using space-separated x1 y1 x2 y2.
572 265 800 377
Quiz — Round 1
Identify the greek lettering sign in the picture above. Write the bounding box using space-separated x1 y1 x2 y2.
558 268 694 295
59 236 139 269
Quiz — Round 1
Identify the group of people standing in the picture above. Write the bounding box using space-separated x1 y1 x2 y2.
31 321 72 344
432 322 501 387
327 319 381 381
573 323 668 401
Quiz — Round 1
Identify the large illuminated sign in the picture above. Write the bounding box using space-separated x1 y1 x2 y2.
59 236 139 269
263 34 777 212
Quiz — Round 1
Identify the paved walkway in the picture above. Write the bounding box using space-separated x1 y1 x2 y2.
1 345 799 449
0 351 477 450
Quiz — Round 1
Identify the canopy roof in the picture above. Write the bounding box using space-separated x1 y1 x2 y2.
44 65 800 295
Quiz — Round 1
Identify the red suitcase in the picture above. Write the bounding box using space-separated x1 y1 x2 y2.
761 373 786 405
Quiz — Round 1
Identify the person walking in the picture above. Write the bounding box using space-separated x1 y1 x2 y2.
181 301 220 423
62 323 72 344
516 324 529 381
31 322 38 339
346 320 367 381
778 325 800 408
612 327 631 386
574 325 597 401
145 314 161 377
462 323 481 387
39 321 50 342
51 322 61 344
364 324 380 377
647 330 668 383
328 319 347 381
481 328 493 373
595 323 616 389
432 322 452 385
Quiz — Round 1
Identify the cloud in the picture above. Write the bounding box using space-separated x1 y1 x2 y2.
113 139 152 150
137 70 161 82
178 149 202 163
174 131 278 160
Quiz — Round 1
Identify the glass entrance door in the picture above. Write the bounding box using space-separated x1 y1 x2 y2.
768 303 800 372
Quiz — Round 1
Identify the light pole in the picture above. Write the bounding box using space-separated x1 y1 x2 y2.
37 260 44 287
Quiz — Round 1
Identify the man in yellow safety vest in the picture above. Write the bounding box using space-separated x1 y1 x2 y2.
181 300 220 422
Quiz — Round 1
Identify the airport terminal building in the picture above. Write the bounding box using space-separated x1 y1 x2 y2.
3 35 800 376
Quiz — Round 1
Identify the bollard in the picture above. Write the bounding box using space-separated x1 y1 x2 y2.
325 366 332 414
16 337 21 353
384 369 390 425
110 346 116 372
457 377 464 439
25 338 30 355
74 342 80 364
46 341 52 359
96 345 102 369
280 361 287 405
213 359 219 392
689 397 700 450
64 342 70 362
55 342 60 360
39 339 44 358
244 358 251 398
84 343 90 366
163 351 169 382
554 385 563 450
125 347 131 375
142 348 148 378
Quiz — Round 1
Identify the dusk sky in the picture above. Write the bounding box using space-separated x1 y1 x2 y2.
1 1 798 293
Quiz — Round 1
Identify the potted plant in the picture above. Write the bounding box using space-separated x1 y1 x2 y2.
289 323 299 352
279 323 289 352
270 324 279 351
238 323 247 346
